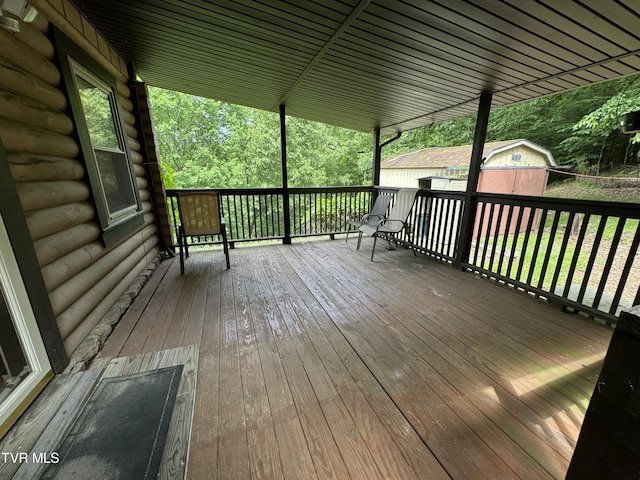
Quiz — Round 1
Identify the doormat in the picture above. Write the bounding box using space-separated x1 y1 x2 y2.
41 365 183 480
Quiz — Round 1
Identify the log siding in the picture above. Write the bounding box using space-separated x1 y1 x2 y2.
0 4 160 358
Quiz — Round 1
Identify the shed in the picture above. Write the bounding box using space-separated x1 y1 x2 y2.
387 140 557 242
380 139 556 194
478 139 556 196
476 141 556 237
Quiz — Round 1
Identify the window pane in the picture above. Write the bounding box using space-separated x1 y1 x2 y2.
75 75 119 149
0 288 30 404
95 149 137 216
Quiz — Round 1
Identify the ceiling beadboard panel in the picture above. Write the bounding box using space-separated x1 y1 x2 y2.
73 0 640 135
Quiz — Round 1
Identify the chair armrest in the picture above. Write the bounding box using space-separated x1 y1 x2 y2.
376 218 406 233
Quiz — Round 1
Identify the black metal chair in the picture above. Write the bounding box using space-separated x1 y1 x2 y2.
175 191 230 273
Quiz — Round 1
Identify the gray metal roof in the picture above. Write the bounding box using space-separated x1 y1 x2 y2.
74 0 640 135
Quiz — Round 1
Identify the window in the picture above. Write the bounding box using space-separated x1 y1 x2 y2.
511 153 522 162
72 64 138 222
55 29 142 246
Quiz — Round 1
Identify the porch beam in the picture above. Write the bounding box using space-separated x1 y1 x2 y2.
454 91 492 270
280 104 292 244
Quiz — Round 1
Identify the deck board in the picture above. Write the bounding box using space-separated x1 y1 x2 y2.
98 238 613 479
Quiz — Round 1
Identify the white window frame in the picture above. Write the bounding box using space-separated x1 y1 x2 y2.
0 214 52 437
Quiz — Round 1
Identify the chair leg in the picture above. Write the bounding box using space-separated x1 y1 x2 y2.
371 234 378 261
345 229 350 243
356 231 363 251
178 225 185 274
222 228 230 269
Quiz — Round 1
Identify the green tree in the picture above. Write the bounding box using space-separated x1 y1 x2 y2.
149 86 373 188
379 74 640 172
560 82 640 172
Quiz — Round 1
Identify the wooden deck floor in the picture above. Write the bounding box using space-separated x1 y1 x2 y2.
99 237 613 480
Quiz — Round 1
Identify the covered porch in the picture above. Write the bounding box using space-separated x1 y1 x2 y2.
100 238 610 479
0 1 638 477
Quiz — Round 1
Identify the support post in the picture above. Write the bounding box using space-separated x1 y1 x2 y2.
280 104 291 244
567 305 640 479
372 127 381 187
454 91 492 270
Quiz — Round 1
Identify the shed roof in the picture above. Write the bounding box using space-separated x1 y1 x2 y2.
73 0 640 135
381 139 522 169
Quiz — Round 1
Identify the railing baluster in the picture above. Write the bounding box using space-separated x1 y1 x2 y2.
447 197 455 256
442 197 452 255
526 209 548 287
251 194 256 238
258 195 265 238
481 202 496 270
537 209 561 290
550 211 575 296
516 207 536 283
452 197 464 259
233 194 240 240
425 197 433 251
496 204 514 277
577 215 608 307
593 218 626 312
506 204 525 279
276 194 282 236
488 203 505 273
472 201 487 265
563 212 591 300
418 196 428 250
611 224 640 316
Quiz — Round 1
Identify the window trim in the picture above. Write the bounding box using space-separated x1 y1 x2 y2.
54 28 143 247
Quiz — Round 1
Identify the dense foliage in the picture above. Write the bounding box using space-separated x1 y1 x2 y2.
149 74 640 189
148 87 372 189
382 74 640 174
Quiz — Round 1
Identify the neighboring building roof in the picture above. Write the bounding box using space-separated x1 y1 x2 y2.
381 139 556 169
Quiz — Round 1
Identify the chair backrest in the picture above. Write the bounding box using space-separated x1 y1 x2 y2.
369 194 392 218
387 188 420 225
176 192 223 236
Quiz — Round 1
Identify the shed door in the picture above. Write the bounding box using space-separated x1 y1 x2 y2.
0 213 52 438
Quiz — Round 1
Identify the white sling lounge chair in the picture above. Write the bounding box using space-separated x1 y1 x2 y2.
356 188 419 261
345 193 391 243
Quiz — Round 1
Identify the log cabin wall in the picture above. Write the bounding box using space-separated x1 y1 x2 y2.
0 1 161 358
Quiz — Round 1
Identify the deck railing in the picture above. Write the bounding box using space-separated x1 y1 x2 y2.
376 187 466 263
166 186 639 324
166 186 374 244
463 193 640 323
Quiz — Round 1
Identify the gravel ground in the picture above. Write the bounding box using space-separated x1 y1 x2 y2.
545 179 640 203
